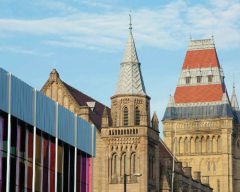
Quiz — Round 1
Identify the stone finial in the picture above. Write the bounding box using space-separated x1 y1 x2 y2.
101 107 109 128
49 68 60 82
151 112 159 131
231 85 239 111
167 95 175 107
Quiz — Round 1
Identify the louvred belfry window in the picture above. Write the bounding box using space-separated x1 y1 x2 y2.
135 107 140 126
123 107 128 126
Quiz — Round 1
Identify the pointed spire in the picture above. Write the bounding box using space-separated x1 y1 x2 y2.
152 112 159 131
115 15 146 95
122 14 139 63
231 85 239 111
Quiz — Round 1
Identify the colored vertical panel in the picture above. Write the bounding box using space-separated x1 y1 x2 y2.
93 126 96 157
0 68 9 113
88 158 92 192
77 117 92 155
58 105 75 146
36 92 56 136
11 75 34 125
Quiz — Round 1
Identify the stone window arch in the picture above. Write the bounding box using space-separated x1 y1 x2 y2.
212 136 217 152
179 137 184 154
217 136 221 153
184 137 189 153
190 137 195 153
112 153 118 177
135 106 140 126
121 153 127 176
130 153 136 174
123 107 129 127
195 137 200 153
201 136 206 153
206 136 211 153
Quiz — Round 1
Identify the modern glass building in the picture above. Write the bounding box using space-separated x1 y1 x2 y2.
0 68 96 192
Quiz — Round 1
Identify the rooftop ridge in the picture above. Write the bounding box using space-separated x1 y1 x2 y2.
188 38 215 51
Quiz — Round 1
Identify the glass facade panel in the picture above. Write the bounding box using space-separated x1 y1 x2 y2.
0 111 7 192
10 116 33 192
57 142 63 192
76 151 82 192
0 69 95 192
35 131 42 192
81 154 89 192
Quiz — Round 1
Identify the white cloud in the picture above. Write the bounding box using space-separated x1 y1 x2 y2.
0 0 239 51
0 46 53 57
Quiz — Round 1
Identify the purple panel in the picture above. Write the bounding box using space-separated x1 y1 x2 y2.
81 155 87 192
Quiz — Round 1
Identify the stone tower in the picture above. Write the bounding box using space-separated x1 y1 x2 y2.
163 38 240 192
101 18 160 192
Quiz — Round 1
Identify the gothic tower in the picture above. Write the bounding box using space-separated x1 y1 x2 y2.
101 18 160 192
163 38 240 191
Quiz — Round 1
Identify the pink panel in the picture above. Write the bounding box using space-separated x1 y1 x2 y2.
88 158 92 192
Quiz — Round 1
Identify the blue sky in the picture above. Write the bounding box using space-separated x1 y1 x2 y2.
1 0 240 136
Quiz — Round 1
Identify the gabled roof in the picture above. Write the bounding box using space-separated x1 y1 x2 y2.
41 69 111 130
63 82 111 129
115 22 146 96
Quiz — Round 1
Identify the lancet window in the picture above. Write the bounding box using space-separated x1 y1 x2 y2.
135 107 140 125
123 107 129 127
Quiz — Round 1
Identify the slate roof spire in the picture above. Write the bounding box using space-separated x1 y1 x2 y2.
115 15 146 95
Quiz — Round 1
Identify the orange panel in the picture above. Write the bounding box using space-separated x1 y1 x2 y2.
174 84 224 103
182 49 220 69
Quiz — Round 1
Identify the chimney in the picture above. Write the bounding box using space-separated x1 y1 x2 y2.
193 171 201 182
183 167 192 178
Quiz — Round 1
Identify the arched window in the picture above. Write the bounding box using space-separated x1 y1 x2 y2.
195 137 200 153
184 138 188 153
135 107 140 125
201 137 205 153
217 136 221 153
131 153 136 174
112 154 118 176
206 136 211 153
121 153 127 176
207 161 211 171
123 107 128 126
179 137 184 154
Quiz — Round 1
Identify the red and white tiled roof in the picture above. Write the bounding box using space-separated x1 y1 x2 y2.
173 38 228 105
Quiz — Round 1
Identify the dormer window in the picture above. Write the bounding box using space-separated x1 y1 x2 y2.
197 76 202 83
186 77 191 84
208 75 213 83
